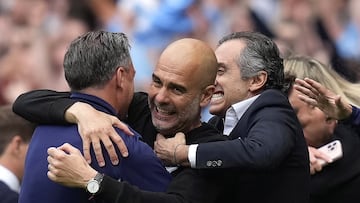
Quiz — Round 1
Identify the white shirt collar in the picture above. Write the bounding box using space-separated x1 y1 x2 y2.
223 95 260 135
230 94 260 121
0 164 20 193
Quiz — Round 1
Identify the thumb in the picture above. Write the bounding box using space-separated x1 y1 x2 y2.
334 95 342 106
156 133 166 141
174 132 186 142
112 116 134 136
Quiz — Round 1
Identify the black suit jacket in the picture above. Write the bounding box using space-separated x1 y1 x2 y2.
0 181 18 203
203 89 310 203
94 123 230 203
310 123 360 202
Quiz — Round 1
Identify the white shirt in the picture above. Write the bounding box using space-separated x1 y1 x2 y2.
0 164 20 193
188 95 260 168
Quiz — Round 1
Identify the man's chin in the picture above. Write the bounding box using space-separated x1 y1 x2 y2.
153 122 175 135
209 106 224 117
156 128 175 137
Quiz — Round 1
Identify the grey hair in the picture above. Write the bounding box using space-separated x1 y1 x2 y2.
64 30 132 91
218 31 284 91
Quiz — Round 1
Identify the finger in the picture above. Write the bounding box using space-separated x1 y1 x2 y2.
112 117 134 136
297 94 317 106
82 136 92 164
100 133 119 165
47 155 55 165
294 83 318 100
309 154 317 164
315 153 333 163
295 78 312 90
48 163 53 172
310 167 315 175
174 132 186 140
310 147 332 163
334 95 342 106
296 78 322 99
47 162 60 176
47 170 57 182
47 147 67 161
47 147 58 157
314 162 323 173
110 132 128 158
92 139 105 167
304 78 326 95
156 133 166 141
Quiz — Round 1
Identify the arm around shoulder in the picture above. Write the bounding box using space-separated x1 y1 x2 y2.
12 89 74 124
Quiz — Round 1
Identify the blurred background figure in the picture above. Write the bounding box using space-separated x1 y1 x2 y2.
0 104 35 203
284 55 360 203
0 0 359 118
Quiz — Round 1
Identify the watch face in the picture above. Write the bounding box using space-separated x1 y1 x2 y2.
87 180 100 194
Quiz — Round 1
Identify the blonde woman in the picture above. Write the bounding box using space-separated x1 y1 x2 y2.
284 55 360 203
285 55 360 108
294 78 360 127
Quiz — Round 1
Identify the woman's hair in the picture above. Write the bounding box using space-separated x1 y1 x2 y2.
284 55 360 107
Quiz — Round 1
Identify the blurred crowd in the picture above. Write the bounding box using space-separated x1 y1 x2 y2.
0 0 359 106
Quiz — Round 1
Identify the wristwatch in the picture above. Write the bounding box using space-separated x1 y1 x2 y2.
86 173 104 195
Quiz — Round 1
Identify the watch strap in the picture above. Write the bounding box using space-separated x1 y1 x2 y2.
93 172 104 183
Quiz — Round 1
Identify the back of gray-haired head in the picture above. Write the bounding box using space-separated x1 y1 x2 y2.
64 31 132 91
218 31 284 91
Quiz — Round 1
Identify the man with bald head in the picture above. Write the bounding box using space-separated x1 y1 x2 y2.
13 37 227 202
148 38 218 136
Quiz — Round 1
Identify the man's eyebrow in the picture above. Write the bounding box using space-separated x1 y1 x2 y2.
152 73 160 80
218 62 226 68
168 82 187 93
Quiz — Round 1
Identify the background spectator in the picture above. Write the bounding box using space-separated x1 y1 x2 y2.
1 0 359 116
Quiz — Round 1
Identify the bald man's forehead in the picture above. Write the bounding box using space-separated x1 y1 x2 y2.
165 38 213 54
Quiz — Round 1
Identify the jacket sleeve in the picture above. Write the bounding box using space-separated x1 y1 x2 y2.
339 105 360 136
196 110 298 169
349 105 360 135
97 169 223 203
12 89 74 124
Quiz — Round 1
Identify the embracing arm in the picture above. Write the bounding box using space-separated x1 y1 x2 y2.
156 110 299 169
12 89 74 124
13 89 131 165
99 170 222 203
48 143 222 203
156 125 296 169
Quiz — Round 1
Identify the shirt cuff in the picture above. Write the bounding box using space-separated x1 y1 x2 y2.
188 144 198 168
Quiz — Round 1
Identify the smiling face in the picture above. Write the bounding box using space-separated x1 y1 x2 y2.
148 38 217 136
210 39 252 117
148 66 202 136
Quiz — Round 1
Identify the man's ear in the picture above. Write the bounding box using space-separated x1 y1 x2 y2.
115 67 126 88
9 135 24 157
249 71 267 92
200 85 215 108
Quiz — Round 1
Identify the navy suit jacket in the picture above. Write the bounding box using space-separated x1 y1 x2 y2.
202 89 310 203
0 181 18 203
19 93 171 203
